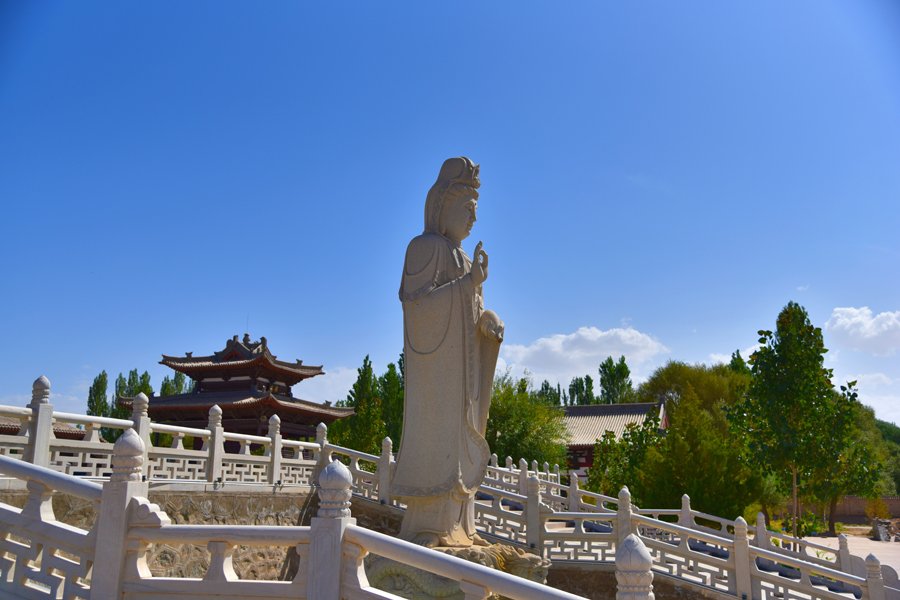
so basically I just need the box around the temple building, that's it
[124,334,353,445]
[563,401,667,479]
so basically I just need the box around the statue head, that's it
[424,157,480,235]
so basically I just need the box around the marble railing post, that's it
[378,436,392,504]
[314,422,330,485]
[755,513,768,550]
[866,554,886,600]
[838,534,851,573]
[490,454,498,468]
[131,392,151,491]
[616,534,654,600]
[568,471,580,511]
[90,429,145,599]
[505,456,513,471]
[268,414,282,485]
[526,475,543,549]
[733,517,751,600]
[553,464,560,480]
[24,376,53,468]
[518,459,529,495]
[308,458,355,600]
[618,487,634,545]
[205,405,224,483]
[679,494,692,528]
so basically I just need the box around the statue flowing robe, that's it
[390,232,502,546]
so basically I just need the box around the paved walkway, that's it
[812,535,900,570]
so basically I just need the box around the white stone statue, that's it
[390,157,505,548]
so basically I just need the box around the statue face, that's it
[441,196,477,242]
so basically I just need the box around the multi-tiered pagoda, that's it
[137,334,352,443]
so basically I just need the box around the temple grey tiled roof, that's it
[562,402,663,447]
[122,390,354,418]
[160,334,324,380]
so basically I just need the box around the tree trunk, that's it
[828,494,839,536]
[792,466,798,544]
[761,503,771,528]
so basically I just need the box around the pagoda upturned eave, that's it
[160,352,324,385]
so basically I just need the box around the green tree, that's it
[485,369,569,467]
[105,369,153,441]
[873,418,900,494]
[329,356,386,455]
[86,371,109,422]
[568,375,597,405]
[598,355,634,404]
[727,350,751,376]
[728,301,858,539]
[535,380,562,405]
[585,411,661,503]
[809,399,887,534]
[378,359,404,447]
[635,360,750,409]
[160,372,192,396]
[639,383,761,520]
[587,361,761,518]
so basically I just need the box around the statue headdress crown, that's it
[424,157,481,234]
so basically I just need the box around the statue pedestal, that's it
[365,543,551,600]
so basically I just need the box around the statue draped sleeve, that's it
[390,234,501,499]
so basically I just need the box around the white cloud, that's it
[825,307,900,357]
[500,326,668,387]
[797,284,809,291]
[709,344,760,366]
[849,373,894,388]
[0,394,30,407]
[294,366,358,404]
[859,394,900,426]
[49,392,84,414]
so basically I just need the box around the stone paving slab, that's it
[812,535,900,570]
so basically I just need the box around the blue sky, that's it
[2,2,898,424]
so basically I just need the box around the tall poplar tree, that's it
[598,355,634,403]
[86,371,109,421]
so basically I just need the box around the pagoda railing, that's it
[1,376,898,600]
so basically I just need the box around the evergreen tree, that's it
[379,359,404,447]
[86,371,109,421]
[160,372,192,396]
[727,350,751,376]
[329,356,386,456]
[598,355,634,403]
[107,369,153,441]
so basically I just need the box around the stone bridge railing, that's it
[1,376,897,600]
[0,428,609,600]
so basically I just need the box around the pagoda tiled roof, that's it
[562,402,665,448]
[160,334,324,384]
[0,416,88,440]
[120,390,354,419]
